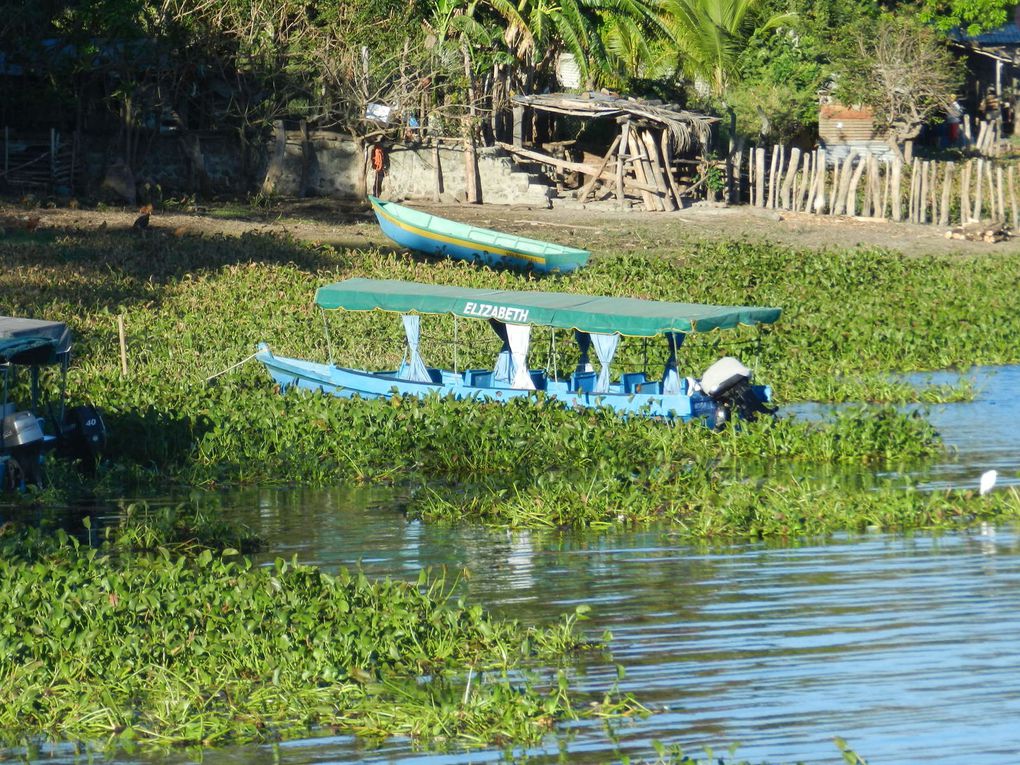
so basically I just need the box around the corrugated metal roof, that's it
[953,21,1020,46]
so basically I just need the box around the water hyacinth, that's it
[0,510,610,750]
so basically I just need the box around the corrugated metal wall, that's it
[818,105,895,162]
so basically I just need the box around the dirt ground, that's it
[5,196,1019,259]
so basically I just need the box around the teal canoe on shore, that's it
[369,196,591,274]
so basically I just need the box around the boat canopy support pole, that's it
[320,308,335,366]
[550,329,558,382]
[453,316,459,374]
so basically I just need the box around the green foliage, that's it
[916,0,1014,35]
[0,513,600,749]
[729,26,826,142]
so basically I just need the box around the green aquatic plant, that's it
[2,219,1017,508]
[0,514,608,750]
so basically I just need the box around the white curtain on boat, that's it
[490,319,512,384]
[506,323,535,389]
[591,332,620,393]
[398,314,431,382]
[661,332,686,394]
[573,330,594,375]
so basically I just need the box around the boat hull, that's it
[256,344,773,423]
[369,197,590,274]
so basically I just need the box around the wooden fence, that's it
[1,128,76,193]
[734,141,1017,229]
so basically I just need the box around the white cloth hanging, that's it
[591,332,620,393]
[662,332,686,394]
[397,314,431,382]
[506,323,535,389]
[490,319,511,383]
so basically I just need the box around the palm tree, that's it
[661,0,793,99]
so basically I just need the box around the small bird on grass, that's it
[133,203,154,230]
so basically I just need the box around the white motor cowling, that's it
[699,357,773,428]
[700,357,752,397]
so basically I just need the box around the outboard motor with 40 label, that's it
[700,357,775,429]
[57,404,107,469]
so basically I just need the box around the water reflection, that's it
[783,364,1020,491]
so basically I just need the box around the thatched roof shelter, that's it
[512,91,717,153]
[503,92,718,211]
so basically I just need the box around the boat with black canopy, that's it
[1,317,107,490]
[256,278,781,424]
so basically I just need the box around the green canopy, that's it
[315,278,781,336]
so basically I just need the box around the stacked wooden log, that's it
[945,222,1011,242]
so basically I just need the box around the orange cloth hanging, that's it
[371,146,385,171]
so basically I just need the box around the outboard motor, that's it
[700,357,775,429]
[2,411,45,487]
[57,405,107,470]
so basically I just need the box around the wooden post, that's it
[3,126,7,180]
[262,120,287,195]
[432,144,443,202]
[832,154,852,215]
[869,156,882,217]
[512,105,525,149]
[755,148,766,207]
[891,158,903,222]
[661,130,685,208]
[766,144,780,208]
[960,160,972,223]
[641,129,676,210]
[627,131,657,211]
[846,155,867,216]
[731,136,745,205]
[988,161,997,220]
[797,153,811,212]
[813,149,828,213]
[974,159,985,221]
[117,315,128,377]
[792,153,803,211]
[780,147,800,209]
[919,161,930,223]
[617,120,630,209]
[747,148,755,204]
[995,165,1006,222]
[861,156,874,216]
[1008,166,1018,230]
[299,120,310,197]
[939,162,954,226]
[881,160,891,220]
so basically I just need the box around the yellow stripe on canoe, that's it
[374,203,548,266]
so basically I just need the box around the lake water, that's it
[4,366,1019,765]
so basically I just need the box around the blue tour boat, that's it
[257,279,781,425]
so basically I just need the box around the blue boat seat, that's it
[530,369,547,390]
[465,369,493,388]
[635,380,661,395]
[427,368,443,384]
[622,372,647,393]
[571,371,597,393]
